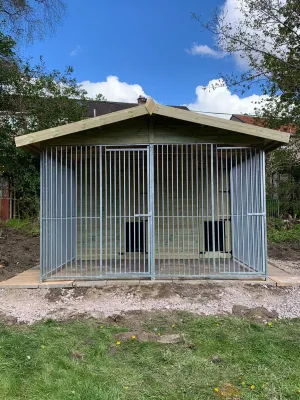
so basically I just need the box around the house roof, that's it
[15,98,290,152]
[231,114,296,134]
[85,100,189,117]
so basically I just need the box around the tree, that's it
[193,0,300,215]
[0,31,88,216]
[0,0,66,42]
[94,93,107,101]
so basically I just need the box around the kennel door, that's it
[103,147,151,277]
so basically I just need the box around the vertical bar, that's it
[70,146,73,276]
[65,147,68,275]
[191,144,195,275]
[176,145,179,274]
[156,146,160,274]
[172,145,175,276]
[90,146,92,276]
[99,146,103,276]
[119,151,122,274]
[75,147,78,276]
[55,148,58,277]
[138,151,140,271]
[114,151,117,274]
[211,144,216,273]
[40,152,43,281]
[225,149,230,272]
[196,144,200,275]
[255,150,260,272]
[181,145,184,275]
[186,145,190,276]
[240,149,245,272]
[201,145,205,273]
[60,147,63,277]
[261,151,267,276]
[230,149,235,274]
[216,146,220,274]
[50,147,53,277]
[221,149,226,273]
[105,147,108,275]
[128,151,131,273]
[162,146,165,273]
[85,146,88,275]
[95,146,97,275]
[167,145,170,274]
[245,149,250,268]
[46,148,48,277]
[80,147,83,276]
[133,151,136,272]
[142,150,145,273]
[123,149,126,274]
[149,145,155,278]
[110,150,112,274]
[206,144,210,274]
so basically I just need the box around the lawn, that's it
[0,314,300,400]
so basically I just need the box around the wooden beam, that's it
[145,97,156,115]
[153,104,290,144]
[15,105,148,148]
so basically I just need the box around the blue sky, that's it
[21,0,265,117]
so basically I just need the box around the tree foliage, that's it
[0,31,88,216]
[194,0,300,215]
[0,0,66,42]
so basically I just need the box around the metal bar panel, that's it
[211,144,216,273]
[75,147,78,276]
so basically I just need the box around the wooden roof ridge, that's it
[15,97,290,150]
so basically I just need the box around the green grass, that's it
[0,315,300,399]
[3,218,39,236]
[267,218,300,243]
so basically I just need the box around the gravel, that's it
[0,283,300,324]
[269,257,300,276]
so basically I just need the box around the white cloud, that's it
[79,76,147,103]
[70,45,82,57]
[184,79,268,119]
[188,0,288,69]
[186,43,226,59]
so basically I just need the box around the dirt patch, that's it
[268,242,300,262]
[0,226,39,281]
[232,305,278,321]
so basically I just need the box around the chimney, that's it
[137,95,147,105]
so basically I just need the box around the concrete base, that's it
[0,262,297,289]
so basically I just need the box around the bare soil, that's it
[0,226,39,281]
[268,242,300,261]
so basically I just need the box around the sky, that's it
[21,0,267,119]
